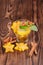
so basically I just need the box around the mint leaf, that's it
[20,25,28,29]
[29,25,38,31]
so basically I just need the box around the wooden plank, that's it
[39,48,43,65]
[37,0,43,65]
[6,52,18,65]
[0,54,7,65]
[38,0,43,48]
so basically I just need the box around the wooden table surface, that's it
[0,0,43,65]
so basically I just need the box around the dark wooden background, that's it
[0,0,43,65]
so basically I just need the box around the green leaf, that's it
[20,25,28,29]
[29,25,38,31]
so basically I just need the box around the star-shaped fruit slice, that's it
[3,42,14,53]
[15,43,29,51]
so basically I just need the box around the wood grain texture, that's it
[37,0,43,65]
[0,0,43,65]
